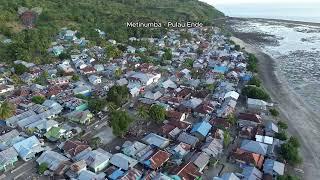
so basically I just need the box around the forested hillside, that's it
[0,0,224,64]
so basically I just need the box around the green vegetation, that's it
[247,53,258,72]
[162,48,173,61]
[32,96,46,104]
[234,44,241,51]
[223,130,232,147]
[88,98,107,112]
[248,75,261,87]
[110,110,133,137]
[71,74,80,82]
[278,121,288,129]
[13,64,28,75]
[149,104,166,123]
[242,86,270,101]
[278,175,300,180]
[106,85,130,107]
[91,137,101,148]
[137,106,149,119]
[0,101,15,120]
[34,71,49,85]
[275,130,288,141]
[38,163,48,175]
[0,0,223,64]
[226,113,237,125]
[280,136,302,165]
[269,108,280,117]
[183,58,194,68]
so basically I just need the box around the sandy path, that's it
[231,37,320,180]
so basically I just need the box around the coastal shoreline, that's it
[228,17,320,27]
[231,36,320,180]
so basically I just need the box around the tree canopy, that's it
[149,104,166,123]
[32,96,46,104]
[242,86,270,101]
[106,85,130,107]
[0,101,15,120]
[110,110,133,137]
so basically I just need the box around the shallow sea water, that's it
[230,20,320,113]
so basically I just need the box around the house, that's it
[170,162,202,180]
[88,75,102,85]
[201,138,223,158]
[240,140,268,156]
[73,84,92,96]
[77,148,112,172]
[214,173,240,180]
[190,152,210,172]
[169,142,192,161]
[238,113,262,127]
[27,119,59,135]
[66,160,87,178]
[0,130,24,150]
[242,166,263,180]
[119,168,143,180]
[109,153,138,170]
[144,91,163,100]
[166,111,187,121]
[36,150,70,173]
[128,72,161,86]
[255,135,274,145]
[247,98,268,113]
[162,79,177,89]
[0,147,18,171]
[232,148,264,169]
[48,77,69,85]
[210,118,231,130]
[52,45,65,56]
[45,127,64,141]
[13,136,44,161]
[143,150,171,170]
[264,121,279,137]
[66,110,93,124]
[263,159,285,176]
[177,132,199,148]
[0,84,14,94]
[122,141,147,158]
[224,91,240,101]
[191,121,212,140]
[78,169,106,180]
[142,133,170,149]
[59,140,91,158]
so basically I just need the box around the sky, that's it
[199,0,320,23]
[200,0,320,5]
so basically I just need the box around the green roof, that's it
[45,127,61,139]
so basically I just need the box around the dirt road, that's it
[231,37,320,180]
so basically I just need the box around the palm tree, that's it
[137,106,149,119]
[0,101,15,120]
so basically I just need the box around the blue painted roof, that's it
[191,121,212,137]
[213,66,228,73]
[242,74,252,81]
[108,168,125,180]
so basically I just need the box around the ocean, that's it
[229,19,320,113]
[216,3,320,23]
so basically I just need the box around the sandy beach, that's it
[231,36,320,180]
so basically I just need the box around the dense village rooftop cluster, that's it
[0,26,294,180]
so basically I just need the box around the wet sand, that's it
[231,36,320,180]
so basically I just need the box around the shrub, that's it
[248,75,261,87]
[270,108,280,117]
[242,86,270,100]
[275,131,288,141]
[278,121,288,129]
[38,163,48,175]
[32,96,46,104]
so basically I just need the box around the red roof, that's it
[145,150,171,170]
[210,118,231,129]
[232,148,264,169]
[166,111,184,121]
[238,113,262,123]
[62,140,90,157]
[171,162,202,180]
